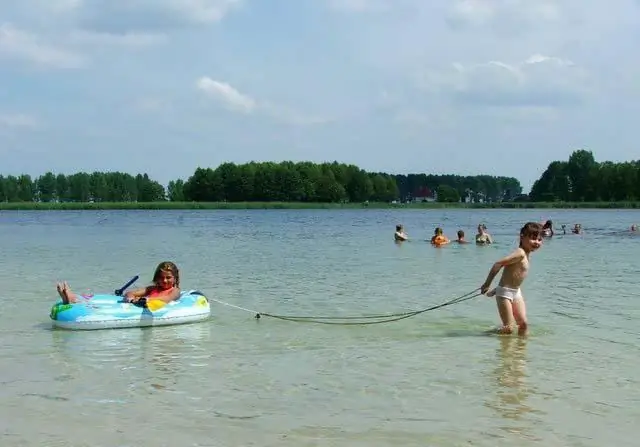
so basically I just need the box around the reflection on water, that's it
[48,323,214,396]
[485,336,543,441]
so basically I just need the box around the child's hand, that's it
[480,284,490,294]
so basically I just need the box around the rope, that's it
[207,288,482,325]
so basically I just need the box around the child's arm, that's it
[480,249,525,293]
[124,286,150,302]
[152,287,181,304]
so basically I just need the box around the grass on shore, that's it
[0,200,639,210]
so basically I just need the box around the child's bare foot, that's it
[56,282,68,304]
[56,282,78,304]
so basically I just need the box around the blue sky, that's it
[1,0,639,192]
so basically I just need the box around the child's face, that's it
[156,270,176,289]
[521,232,542,252]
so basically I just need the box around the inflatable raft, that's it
[49,290,210,330]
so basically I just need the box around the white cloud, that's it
[0,113,39,129]
[195,77,330,125]
[63,0,242,32]
[0,23,84,68]
[67,30,166,47]
[169,0,242,23]
[196,77,257,113]
[327,0,390,12]
[447,0,562,31]
[419,54,589,108]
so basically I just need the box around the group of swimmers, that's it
[394,223,493,246]
[53,219,638,338]
[394,221,544,335]
[393,218,638,336]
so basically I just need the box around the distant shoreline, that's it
[0,201,639,211]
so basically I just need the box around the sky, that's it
[1,0,639,192]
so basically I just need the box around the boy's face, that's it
[521,232,543,251]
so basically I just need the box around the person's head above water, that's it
[519,222,543,252]
[631,224,637,232]
[153,261,180,289]
[396,224,403,232]
[457,229,465,239]
[543,220,553,229]
[434,227,443,235]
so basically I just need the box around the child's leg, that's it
[56,282,79,304]
[495,297,515,334]
[512,297,528,336]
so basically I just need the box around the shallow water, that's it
[1,208,639,446]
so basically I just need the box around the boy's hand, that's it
[480,284,490,294]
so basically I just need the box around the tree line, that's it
[0,161,522,204]
[529,150,640,202]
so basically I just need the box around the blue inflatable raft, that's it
[49,290,211,330]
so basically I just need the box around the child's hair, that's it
[434,227,443,235]
[457,229,464,238]
[396,224,402,232]
[520,222,543,239]
[543,220,553,228]
[153,261,180,287]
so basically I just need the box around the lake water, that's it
[1,208,639,446]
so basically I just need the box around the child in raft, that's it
[431,227,450,246]
[480,222,543,336]
[394,224,409,241]
[56,261,181,305]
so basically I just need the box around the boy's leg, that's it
[495,297,515,334]
[512,297,528,336]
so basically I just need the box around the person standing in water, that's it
[541,220,554,237]
[394,224,409,241]
[456,229,469,244]
[476,224,493,244]
[480,222,543,336]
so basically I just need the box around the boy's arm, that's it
[480,249,525,293]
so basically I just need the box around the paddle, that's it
[114,275,139,296]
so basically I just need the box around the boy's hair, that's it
[153,261,180,286]
[434,227,443,235]
[520,222,543,238]
[457,230,464,237]
[396,224,402,231]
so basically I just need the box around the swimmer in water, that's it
[476,224,493,245]
[480,222,543,336]
[631,224,637,232]
[541,220,554,237]
[394,224,409,242]
[571,223,582,234]
[431,227,450,246]
[456,229,469,243]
